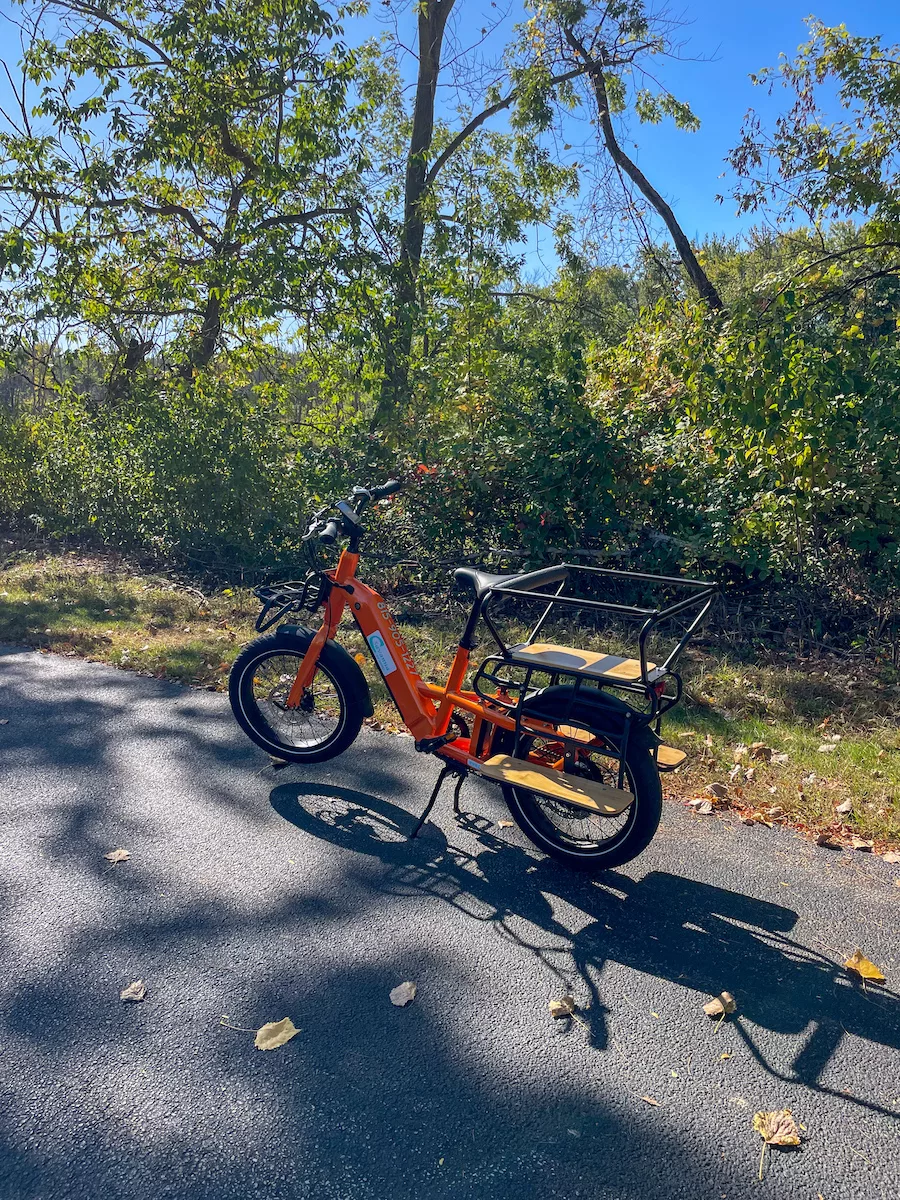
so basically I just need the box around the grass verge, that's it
[1,551,899,851]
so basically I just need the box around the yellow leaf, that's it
[120,980,146,1002]
[752,1109,800,1146]
[389,981,417,1007]
[254,1017,300,1050]
[548,995,576,1019]
[104,848,130,864]
[844,949,886,983]
[354,653,366,665]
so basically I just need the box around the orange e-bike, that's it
[229,480,717,871]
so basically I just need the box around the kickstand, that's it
[410,764,460,839]
[451,772,465,818]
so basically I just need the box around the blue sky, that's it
[619,0,899,242]
[0,0,896,249]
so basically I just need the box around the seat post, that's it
[459,595,484,650]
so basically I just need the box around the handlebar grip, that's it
[318,518,342,544]
[370,479,403,501]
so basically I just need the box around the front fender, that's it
[277,624,374,717]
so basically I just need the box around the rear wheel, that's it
[229,629,368,763]
[501,691,662,872]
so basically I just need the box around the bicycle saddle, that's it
[453,564,568,598]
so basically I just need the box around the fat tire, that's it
[229,628,367,763]
[501,689,663,872]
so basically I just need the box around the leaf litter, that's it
[844,949,886,984]
[254,1017,300,1050]
[549,995,576,1019]
[219,1015,301,1049]
[753,1109,800,1181]
[389,981,417,1007]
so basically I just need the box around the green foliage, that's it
[731,19,900,234]
[592,283,900,590]
[5,364,317,567]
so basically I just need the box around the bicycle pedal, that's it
[414,731,462,754]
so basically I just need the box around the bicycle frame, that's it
[284,548,517,768]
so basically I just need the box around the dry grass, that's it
[1,551,898,848]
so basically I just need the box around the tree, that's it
[0,0,362,392]
[728,19,900,298]
[370,0,723,422]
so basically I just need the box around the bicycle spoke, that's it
[251,654,343,750]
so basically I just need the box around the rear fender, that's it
[518,684,658,749]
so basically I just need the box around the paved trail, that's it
[0,646,898,1200]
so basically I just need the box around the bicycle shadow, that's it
[270,777,900,1122]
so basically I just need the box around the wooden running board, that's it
[480,755,634,816]
[657,744,687,770]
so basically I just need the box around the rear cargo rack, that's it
[468,564,716,765]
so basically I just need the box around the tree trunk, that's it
[376,0,454,424]
[566,31,723,312]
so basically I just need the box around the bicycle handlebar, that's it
[304,478,405,546]
[317,518,343,545]
[369,479,403,501]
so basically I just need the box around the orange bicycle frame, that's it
[284,548,517,764]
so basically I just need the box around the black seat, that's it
[453,568,522,598]
[453,563,569,599]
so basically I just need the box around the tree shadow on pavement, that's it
[271,778,900,1123]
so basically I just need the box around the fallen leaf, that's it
[120,980,146,1002]
[104,848,130,864]
[390,981,417,1007]
[818,743,837,754]
[749,742,772,763]
[835,799,853,815]
[707,782,729,799]
[0,718,8,725]
[694,800,714,815]
[354,653,366,665]
[744,767,756,783]
[650,1011,660,1019]
[703,991,737,1017]
[753,1109,800,1146]
[254,1017,300,1050]
[883,851,900,863]
[768,806,785,819]
[640,1096,659,1106]
[269,757,289,770]
[720,1052,732,1060]
[851,838,873,852]
[771,752,789,765]
[816,832,843,849]
[844,949,886,984]
[548,995,576,1019]
[496,820,514,828]
[728,764,743,782]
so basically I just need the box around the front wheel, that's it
[229,628,369,763]
[501,690,662,872]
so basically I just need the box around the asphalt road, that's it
[1,645,898,1200]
